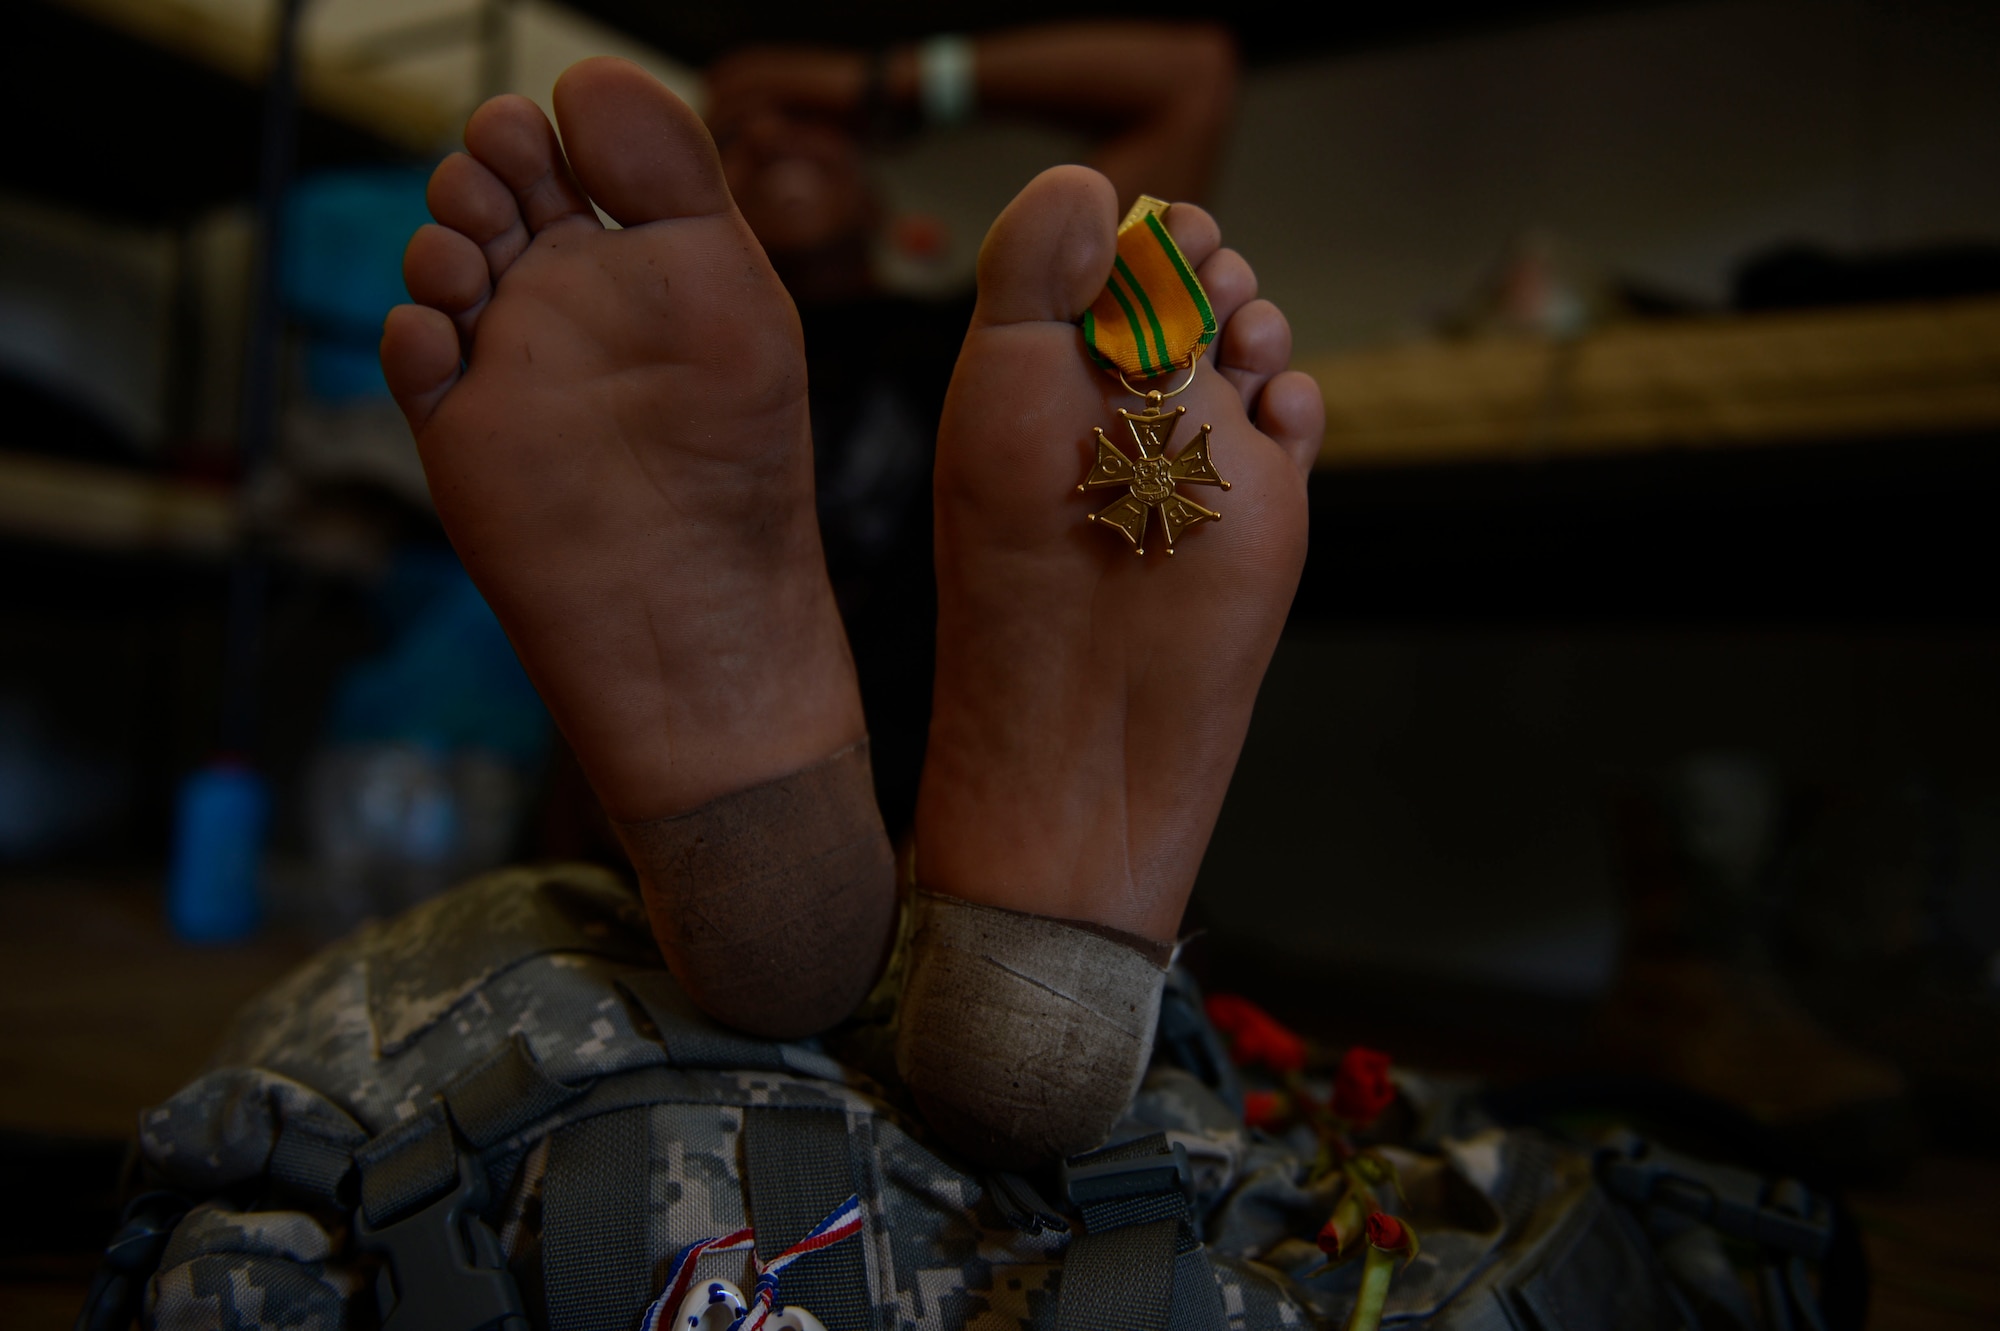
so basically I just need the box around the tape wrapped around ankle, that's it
[612,741,895,1041]
[896,890,1171,1169]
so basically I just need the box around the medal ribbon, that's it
[1080,196,1217,379]
[640,1194,866,1331]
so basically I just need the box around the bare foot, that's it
[917,167,1321,944]
[382,60,887,1033]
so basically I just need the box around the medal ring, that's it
[1116,344,1204,402]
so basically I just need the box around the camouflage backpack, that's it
[84,865,1839,1331]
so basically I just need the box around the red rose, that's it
[1315,1216,1344,1256]
[1331,1046,1395,1126]
[1242,1090,1288,1130]
[1364,1211,1406,1251]
[1205,993,1306,1074]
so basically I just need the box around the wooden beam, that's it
[1304,297,2000,469]
[0,450,237,557]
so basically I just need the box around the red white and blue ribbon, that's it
[642,1226,756,1331]
[640,1194,865,1331]
[739,1194,865,1330]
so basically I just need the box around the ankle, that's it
[616,740,895,1038]
[895,889,1170,1167]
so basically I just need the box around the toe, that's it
[973,165,1118,328]
[380,304,462,433]
[1216,298,1291,410]
[1254,370,1325,477]
[551,57,732,226]
[1164,202,1221,270]
[427,151,532,279]
[1197,248,1258,335]
[403,223,492,347]
[463,93,599,235]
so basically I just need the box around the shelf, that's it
[0,451,236,558]
[1302,297,2000,470]
[53,0,459,154]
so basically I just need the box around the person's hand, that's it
[705,46,870,139]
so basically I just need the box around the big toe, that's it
[551,57,732,227]
[973,165,1119,328]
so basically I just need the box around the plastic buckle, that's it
[1595,1130,1833,1260]
[353,1146,529,1331]
[1060,1139,1195,1214]
[986,1171,1072,1236]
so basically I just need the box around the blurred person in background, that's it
[705,23,1237,300]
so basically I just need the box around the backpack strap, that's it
[353,1036,587,1225]
[616,968,797,1072]
[350,1036,588,1331]
[533,1083,881,1331]
[542,1108,655,1331]
[447,1034,590,1148]
[744,1106,876,1331]
[356,1104,461,1229]
[352,1109,528,1331]
[1055,1134,1226,1331]
[269,1112,366,1207]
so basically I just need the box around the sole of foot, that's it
[918,166,1319,944]
[381,58,891,1038]
[901,167,1322,1164]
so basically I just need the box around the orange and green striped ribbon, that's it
[1080,196,1217,379]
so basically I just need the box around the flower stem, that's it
[1342,1242,1395,1331]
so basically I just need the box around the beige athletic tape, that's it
[896,889,1170,1169]
[613,741,895,1041]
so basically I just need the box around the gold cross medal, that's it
[1077,196,1226,555]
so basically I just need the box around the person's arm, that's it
[930,23,1238,208]
[703,22,1239,209]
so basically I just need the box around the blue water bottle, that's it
[165,759,270,943]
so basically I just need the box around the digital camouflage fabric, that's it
[131,865,1692,1331]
